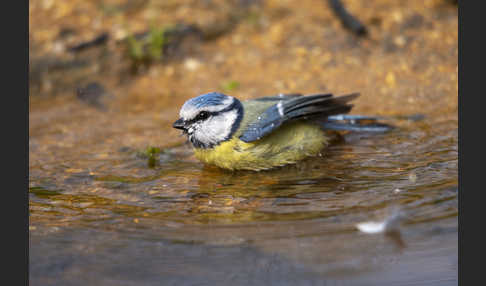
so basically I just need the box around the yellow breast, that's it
[193,122,328,171]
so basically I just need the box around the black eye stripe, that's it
[185,101,240,125]
[186,111,213,125]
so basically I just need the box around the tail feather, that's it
[323,122,393,132]
[327,114,385,121]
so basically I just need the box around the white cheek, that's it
[193,110,238,146]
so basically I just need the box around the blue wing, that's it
[239,93,359,142]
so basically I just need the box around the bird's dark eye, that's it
[196,111,210,121]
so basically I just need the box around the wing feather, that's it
[239,93,359,142]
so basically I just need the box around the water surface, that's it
[29,0,457,284]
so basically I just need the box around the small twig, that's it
[328,0,368,36]
[68,33,109,53]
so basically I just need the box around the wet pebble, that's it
[76,82,110,110]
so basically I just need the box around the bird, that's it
[173,92,392,171]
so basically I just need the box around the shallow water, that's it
[29,0,457,284]
[29,109,458,285]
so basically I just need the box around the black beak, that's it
[172,118,186,130]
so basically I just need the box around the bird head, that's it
[173,92,244,148]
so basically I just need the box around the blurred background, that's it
[29,0,458,285]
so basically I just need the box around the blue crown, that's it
[185,92,230,108]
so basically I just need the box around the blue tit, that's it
[173,92,391,171]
